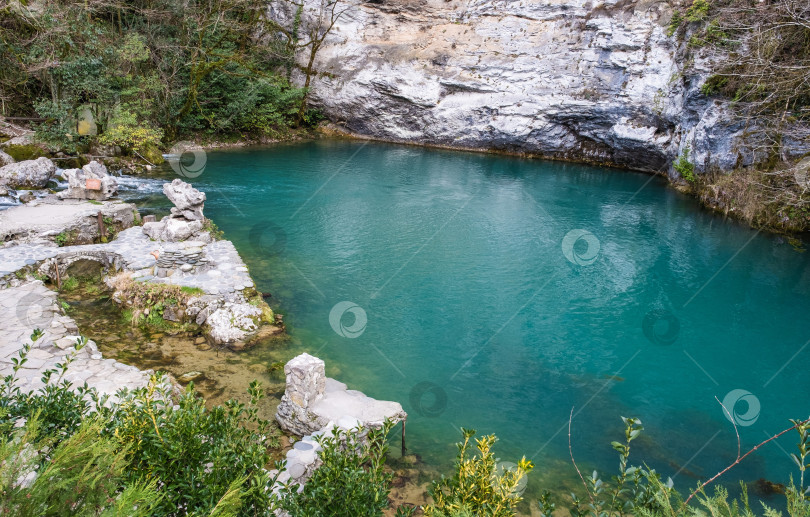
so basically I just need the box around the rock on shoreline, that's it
[0,157,56,189]
[0,176,283,401]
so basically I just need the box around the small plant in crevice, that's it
[53,230,77,248]
[674,148,697,183]
[58,276,79,292]
[202,219,225,240]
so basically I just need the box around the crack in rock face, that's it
[277,0,806,174]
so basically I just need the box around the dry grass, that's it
[694,164,810,233]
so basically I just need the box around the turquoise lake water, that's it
[134,139,809,505]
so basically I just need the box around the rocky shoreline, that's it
[0,155,284,396]
[0,154,411,505]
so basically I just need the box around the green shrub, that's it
[279,421,397,517]
[0,418,161,517]
[0,330,282,517]
[702,75,729,96]
[667,11,684,37]
[110,379,280,516]
[423,428,533,517]
[33,99,84,154]
[99,109,164,156]
[674,148,697,183]
[686,0,710,23]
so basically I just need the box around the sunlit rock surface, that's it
[280,0,796,174]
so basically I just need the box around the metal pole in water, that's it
[401,418,407,457]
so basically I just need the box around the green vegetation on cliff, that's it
[669,0,810,232]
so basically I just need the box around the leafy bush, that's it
[99,109,164,155]
[686,0,710,23]
[110,379,279,516]
[423,428,533,517]
[279,421,396,517]
[0,331,282,516]
[33,100,84,153]
[0,418,161,517]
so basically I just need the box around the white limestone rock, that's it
[164,178,206,220]
[0,157,56,189]
[0,150,14,166]
[205,302,261,344]
[275,353,407,436]
[59,160,118,201]
[272,0,805,175]
[142,217,204,242]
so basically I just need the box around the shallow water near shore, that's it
[112,139,809,511]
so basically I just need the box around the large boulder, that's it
[0,157,56,189]
[59,161,118,201]
[164,178,205,220]
[142,179,207,242]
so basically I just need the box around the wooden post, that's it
[54,260,61,290]
[401,418,407,457]
[97,212,106,239]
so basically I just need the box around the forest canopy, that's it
[0,0,310,158]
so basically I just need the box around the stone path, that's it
[0,197,135,244]
[0,226,254,296]
[0,281,150,398]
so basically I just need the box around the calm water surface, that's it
[132,139,810,505]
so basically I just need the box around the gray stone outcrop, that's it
[0,150,14,166]
[0,157,56,189]
[276,353,407,436]
[59,161,118,201]
[142,179,207,242]
[277,0,809,175]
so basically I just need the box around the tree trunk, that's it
[295,43,319,126]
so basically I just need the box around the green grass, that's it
[59,277,79,292]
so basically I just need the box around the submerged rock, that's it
[205,302,262,344]
[0,157,56,189]
[177,371,204,383]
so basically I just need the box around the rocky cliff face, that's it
[287,0,752,175]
